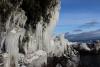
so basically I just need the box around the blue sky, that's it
[54,0,100,35]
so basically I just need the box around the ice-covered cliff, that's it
[0,0,80,67]
[0,0,61,67]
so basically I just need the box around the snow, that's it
[11,28,17,33]
[80,43,90,51]
[24,50,47,64]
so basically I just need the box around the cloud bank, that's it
[79,21,99,28]
[65,29,100,42]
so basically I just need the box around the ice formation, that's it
[3,9,26,67]
[0,0,79,67]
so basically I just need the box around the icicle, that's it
[36,19,43,50]
[27,34,37,54]
[5,28,20,67]
[4,9,27,67]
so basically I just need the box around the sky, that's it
[54,0,100,36]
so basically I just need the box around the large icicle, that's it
[4,9,27,67]
[36,18,43,50]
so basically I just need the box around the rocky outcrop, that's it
[72,41,100,67]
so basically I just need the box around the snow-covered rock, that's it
[24,50,47,67]
[80,43,90,51]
